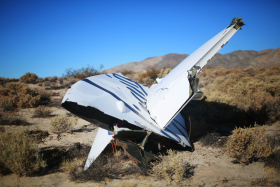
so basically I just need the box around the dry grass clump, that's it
[20,72,38,83]
[226,124,272,164]
[33,105,52,118]
[0,82,41,111]
[50,114,78,133]
[149,149,194,184]
[0,129,46,176]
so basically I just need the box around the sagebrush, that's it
[226,124,272,164]
[199,67,280,123]
[0,110,29,125]
[20,72,38,83]
[71,155,123,182]
[33,105,52,117]
[50,114,78,133]
[0,129,46,176]
[63,65,104,80]
[0,82,41,111]
[149,149,194,184]
[138,67,160,86]
[60,158,79,174]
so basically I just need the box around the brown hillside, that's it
[106,53,188,73]
[105,48,280,73]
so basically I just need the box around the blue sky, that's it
[1,0,280,78]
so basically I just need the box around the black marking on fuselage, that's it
[162,128,180,141]
[169,121,188,139]
[113,73,147,96]
[173,118,188,132]
[81,78,161,132]
[133,104,140,111]
[119,80,139,90]
[126,86,145,97]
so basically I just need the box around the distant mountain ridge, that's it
[105,48,280,73]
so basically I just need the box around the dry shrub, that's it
[201,67,280,123]
[0,82,41,111]
[149,150,194,184]
[50,114,78,133]
[28,129,49,143]
[264,150,280,173]
[0,110,29,126]
[48,76,57,82]
[33,106,52,118]
[20,72,38,83]
[35,88,51,105]
[60,158,79,174]
[250,177,280,186]
[0,129,46,176]
[226,124,272,164]
[0,77,19,86]
[121,69,134,76]
[71,155,123,182]
[140,77,154,87]
[199,132,223,147]
[138,67,160,83]
[159,68,172,77]
[43,81,51,87]
[63,65,103,80]
[61,77,77,88]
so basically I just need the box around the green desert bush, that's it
[20,72,38,83]
[226,124,272,164]
[0,129,46,176]
[50,114,78,133]
[0,82,41,111]
[149,149,194,184]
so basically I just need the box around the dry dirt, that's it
[1,85,280,187]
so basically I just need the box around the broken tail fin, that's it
[146,18,244,129]
[84,127,113,170]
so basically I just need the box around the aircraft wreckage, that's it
[61,18,245,170]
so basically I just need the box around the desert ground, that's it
[1,68,280,186]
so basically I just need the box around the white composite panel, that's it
[62,73,162,134]
[62,73,193,147]
[147,24,242,128]
[84,127,113,170]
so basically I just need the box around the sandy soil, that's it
[0,85,279,187]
